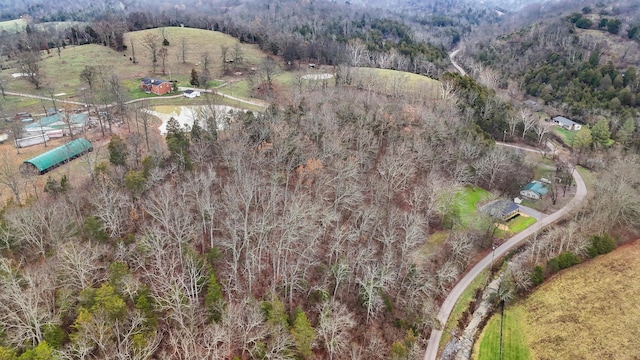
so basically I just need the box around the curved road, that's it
[423,143,588,360]
[448,48,467,76]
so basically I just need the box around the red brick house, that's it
[141,78,172,95]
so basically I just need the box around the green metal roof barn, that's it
[22,138,93,175]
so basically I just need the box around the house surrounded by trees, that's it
[553,116,583,131]
[520,180,549,200]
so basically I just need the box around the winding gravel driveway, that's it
[423,142,588,360]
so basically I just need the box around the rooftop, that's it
[142,78,170,86]
[553,116,581,127]
[480,199,519,219]
[23,138,93,172]
[522,181,549,196]
[24,113,88,131]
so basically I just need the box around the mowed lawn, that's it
[495,215,537,238]
[455,186,493,229]
[551,126,576,147]
[476,240,640,360]
[475,305,531,360]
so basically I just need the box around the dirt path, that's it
[423,142,588,360]
[178,86,268,109]
[5,86,267,110]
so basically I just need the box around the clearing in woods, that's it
[474,239,640,360]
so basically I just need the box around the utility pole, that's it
[499,299,505,360]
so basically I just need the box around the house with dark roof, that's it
[520,180,549,200]
[553,116,583,131]
[141,78,173,95]
[183,89,201,98]
[480,199,520,221]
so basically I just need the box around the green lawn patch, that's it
[218,80,252,99]
[440,270,488,349]
[552,126,576,147]
[576,166,593,192]
[475,305,531,360]
[454,186,493,229]
[495,216,536,238]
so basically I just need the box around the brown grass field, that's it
[515,240,640,359]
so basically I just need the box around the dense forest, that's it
[2,0,640,359]
[461,1,640,120]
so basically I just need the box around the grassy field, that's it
[455,186,493,229]
[218,65,441,100]
[551,126,576,147]
[0,18,26,33]
[440,270,488,348]
[351,67,440,97]
[520,240,640,359]
[474,240,640,360]
[474,305,531,360]
[0,27,267,103]
[495,216,537,238]
[124,27,265,79]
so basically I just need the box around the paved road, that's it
[448,49,467,76]
[423,142,588,360]
[518,205,547,221]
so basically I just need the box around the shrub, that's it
[587,234,617,258]
[531,265,544,286]
[83,216,109,242]
[546,258,560,274]
[43,324,67,349]
[557,252,581,269]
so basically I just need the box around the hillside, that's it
[461,1,640,122]
[476,239,640,359]
[0,27,268,100]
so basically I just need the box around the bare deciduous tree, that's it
[142,33,161,73]
[317,300,355,360]
[519,108,536,138]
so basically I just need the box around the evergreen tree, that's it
[591,118,611,148]
[616,118,636,148]
[108,134,128,167]
[573,126,592,151]
[204,271,224,323]
[190,69,200,87]
[291,310,316,359]
[165,117,191,169]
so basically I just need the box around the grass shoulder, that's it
[440,270,488,349]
